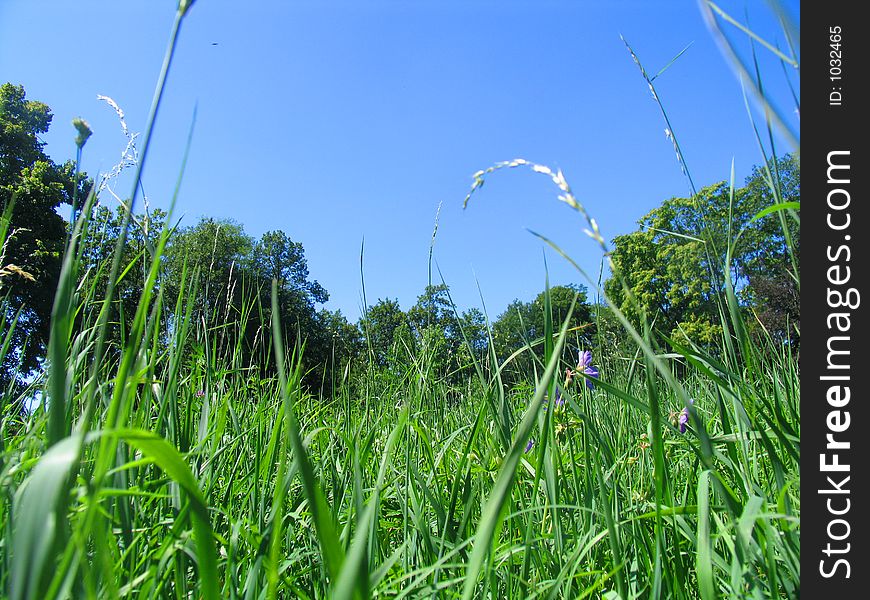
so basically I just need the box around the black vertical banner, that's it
[802,2,868,596]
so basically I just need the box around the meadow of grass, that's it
[0,2,799,598]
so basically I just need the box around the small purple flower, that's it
[525,438,535,453]
[679,399,694,434]
[542,388,565,411]
[195,389,205,398]
[577,350,600,389]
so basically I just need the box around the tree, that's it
[457,307,487,356]
[491,284,593,377]
[749,262,799,344]
[406,284,490,381]
[741,154,800,344]
[306,308,363,393]
[163,217,253,331]
[314,309,362,366]
[606,216,718,343]
[360,298,409,368]
[75,205,166,353]
[544,284,594,342]
[251,230,327,308]
[0,83,88,381]
[605,154,799,345]
[162,220,337,387]
[250,230,332,382]
[407,284,455,340]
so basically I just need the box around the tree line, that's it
[1,83,798,393]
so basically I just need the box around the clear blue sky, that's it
[1,0,799,323]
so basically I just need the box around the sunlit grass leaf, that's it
[749,201,800,223]
[460,306,572,600]
[10,435,81,600]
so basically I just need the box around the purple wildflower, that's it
[525,438,535,453]
[195,389,205,398]
[542,388,565,411]
[679,399,694,434]
[577,350,600,389]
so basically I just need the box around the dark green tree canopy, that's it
[407,284,455,339]
[75,205,166,355]
[491,283,594,377]
[252,230,328,308]
[159,217,340,387]
[605,154,799,345]
[0,84,53,181]
[164,217,253,314]
[361,298,409,368]
[0,83,88,380]
[358,286,487,382]
[406,284,486,349]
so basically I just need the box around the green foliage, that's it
[252,230,327,305]
[163,216,253,324]
[407,284,488,382]
[360,297,409,368]
[491,283,594,377]
[312,307,364,377]
[605,154,799,346]
[0,83,90,381]
[741,154,800,343]
[76,205,167,354]
[158,217,354,388]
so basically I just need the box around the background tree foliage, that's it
[605,154,799,346]
[407,284,487,382]
[0,83,89,382]
[360,298,409,369]
[491,284,594,379]
[160,217,350,389]
[741,155,800,343]
[76,205,166,356]
[0,83,799,395]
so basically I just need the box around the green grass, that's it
[0,1,799,598]
[0,293,800,598]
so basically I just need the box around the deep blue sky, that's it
[1,1,799,323]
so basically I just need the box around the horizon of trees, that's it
[1,83,799,393]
